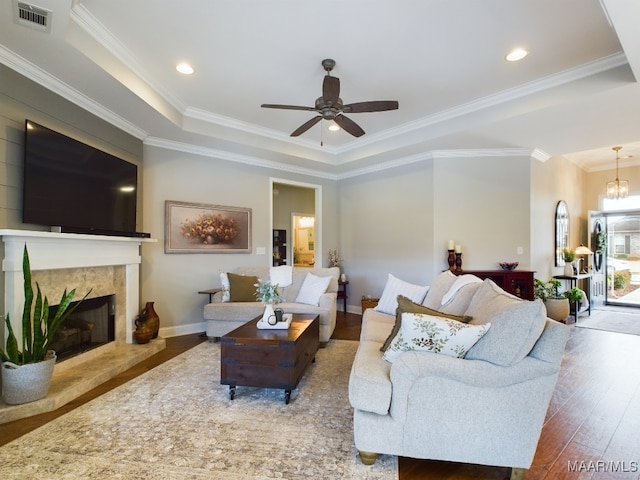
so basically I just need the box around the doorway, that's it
[292,214,316,266]
[270,179,322,268]
[604,212,640,307]
[590,206,640,308]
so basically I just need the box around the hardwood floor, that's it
[2,312,640,479]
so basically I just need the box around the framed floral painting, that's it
[165,200,252,253]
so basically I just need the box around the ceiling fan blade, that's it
[334,114,365,137]
[290,116,322,137]
[261,104,318,112]
[323,75,340,105]
[343,100,399,113]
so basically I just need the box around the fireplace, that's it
[0,230,165,423]
[1,229,154,349]
[49,294,116,362]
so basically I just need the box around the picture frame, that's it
[165,200,252,253]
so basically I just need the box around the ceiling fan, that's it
[261,59,399,138]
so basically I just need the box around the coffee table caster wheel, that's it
[285,390,291,404]
[229,386,236,400]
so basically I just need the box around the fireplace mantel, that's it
[1,229,156,344]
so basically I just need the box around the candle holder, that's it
[447,249,455,271]
[455,252,462,272]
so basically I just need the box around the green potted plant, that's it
[564,287,584,316]
[562,248,576,275]
[0,246,90,405]
[534,278,570,322]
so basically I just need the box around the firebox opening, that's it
[49,294,115,363]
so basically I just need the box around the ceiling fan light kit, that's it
[261,58,398,138]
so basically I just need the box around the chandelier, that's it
[606,146,629,200]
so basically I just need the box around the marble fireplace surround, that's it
[0,230,164,423]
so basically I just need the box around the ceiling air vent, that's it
[14,1,52,34]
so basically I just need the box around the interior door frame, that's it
[270,177,322,267]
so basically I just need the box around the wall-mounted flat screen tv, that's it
[23,120,138,236]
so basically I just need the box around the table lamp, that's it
[574,245,593,273]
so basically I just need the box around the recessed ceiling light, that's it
[176,63,194,75]
[328,123,340,132]
[506,48,528,62]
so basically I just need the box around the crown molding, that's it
[143,136,339,180]
[0,45,148,139]
[145,135,544,181]
[70,4,186,114]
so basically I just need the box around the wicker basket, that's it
[361,297,379,311]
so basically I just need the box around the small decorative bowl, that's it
[499,262,519,271]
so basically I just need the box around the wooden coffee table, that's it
[220,314,319,404]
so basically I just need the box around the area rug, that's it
[0,340,397,479]
[575,309,640,336]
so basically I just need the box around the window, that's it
[614,235,630,255]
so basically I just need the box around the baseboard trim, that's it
[159,321,206,338]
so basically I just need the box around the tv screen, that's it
[23,120,138,236]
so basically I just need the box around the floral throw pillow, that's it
[383,312,491,363]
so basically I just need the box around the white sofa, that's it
[204,266,339,345]
[348,271,570,479]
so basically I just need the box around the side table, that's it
[198,288,221,303]
[337,280,349,312]
[553,274,592,321]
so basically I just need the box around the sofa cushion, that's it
[360,308,396,343]
[227,273,259,302]
[464,279,522,323]
[380,295,473,352]
[422,270,484,316]
[422,270,457,308]
[464,279,547,366]
[269,265,293,287]
[295,272,332,306]
[374,273,429,315]
[438,275,484,315]
[348,340,393,415]
[383,312,490,363]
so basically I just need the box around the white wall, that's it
[338,161,435,304]
[337,154,534,309]
[140,145,339,336]
[434,154,531,271]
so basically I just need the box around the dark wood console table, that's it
[453,270,535,300]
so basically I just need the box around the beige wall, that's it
[140,145,339,336]
[531,155,587,281]
[585,164,640,212]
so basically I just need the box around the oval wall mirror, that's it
[555,200,569,267]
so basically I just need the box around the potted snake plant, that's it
[0,245,90,405]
